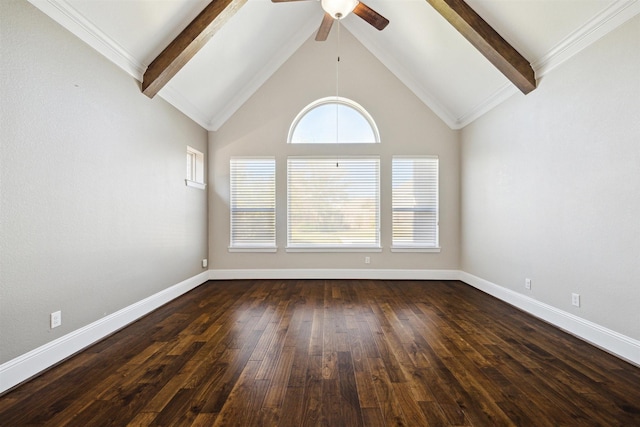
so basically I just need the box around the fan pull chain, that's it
[336,18,340,100]
[335,19,341,144]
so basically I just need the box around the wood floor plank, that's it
[125,411,157,426]
[241,379,271,426]
[361,406,387,427]
[254,299,294,380]
[300,355,323,427]
[354,370,379,409]
[368,356,410,426]
[1,279,638,426]
[337,351,364,427]
[211,359,262,427]
[286,321,313,389]
[262,345,295,408]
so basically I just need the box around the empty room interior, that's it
[1,0,639,425]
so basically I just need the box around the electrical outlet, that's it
[51,311,62,328]
[202,259,208,268]
[572,293,580,307]
[365,256,371,264]
[525,278,532,290]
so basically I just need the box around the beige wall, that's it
[461,15,640,340]
[208,29,460,272]
[0,0,208,363]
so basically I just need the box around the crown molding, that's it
[532,0,640,78]
[453,82,518,128]
[28,0,640,132]
[348,0,640,131]
[460,0,640,127]
[206,15,319,131]
[345,22,461,130]
[159,84,214,131]
[27,0,146,81]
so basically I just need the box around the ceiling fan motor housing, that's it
[321,0,359,19]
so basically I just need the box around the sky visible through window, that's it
[290,102,377,144]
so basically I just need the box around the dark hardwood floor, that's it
[1,279,638,426]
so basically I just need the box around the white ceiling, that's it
[29,0,640,130]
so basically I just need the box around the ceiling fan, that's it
[272,0,389,41]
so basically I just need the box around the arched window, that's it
[288,97,380,144]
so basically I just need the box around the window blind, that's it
[392,156,439,248]
[287,157,380,249]
[230,157,276,248]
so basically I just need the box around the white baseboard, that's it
[459,271,640,367]
[0,271,209,394]
[208,268,460,281]
[3,269,637,395]
[209,269,639,366]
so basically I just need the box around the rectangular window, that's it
[230,157,276,251]
[392,156,439,251]
[287,156,380,251]
[186,146,205,189]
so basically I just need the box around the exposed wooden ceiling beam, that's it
[425,0,536,94]
[142,0,247,98]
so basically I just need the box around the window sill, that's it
[228,246,277,253]
[286,247,383,253]
[185,180,206,190]
[390,246,441,253]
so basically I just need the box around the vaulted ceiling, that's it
[30,0,640,130]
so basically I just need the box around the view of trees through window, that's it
[229,97,438,251]
[287,157,380,248]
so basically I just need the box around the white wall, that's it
[461,15,640,341]
[208,29,460,273]
[3,0,635,381]
[0,0,208,363]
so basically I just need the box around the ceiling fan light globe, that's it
[321,0,358,19]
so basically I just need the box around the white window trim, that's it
[185,180,206,190]
[228,246,278,253]
[287,156,380,252]
[286,247,382,253]
[390,247,441,253]
[229,157,277,252]
[391,155,439,250]
[186,146,206,190]
[287,96,381,144]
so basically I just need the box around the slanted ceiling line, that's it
[142,0,247,99]
[206,14,321,131]
[344,22,461,129]
[425,0,537,95]
[159,84,213,130]
[30,0,638,130]
[532,0,640,77]
[27,0,145,80]
[454,82,516,128]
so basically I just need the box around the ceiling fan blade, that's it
[315,13,334,41]
[353,2,389,31]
